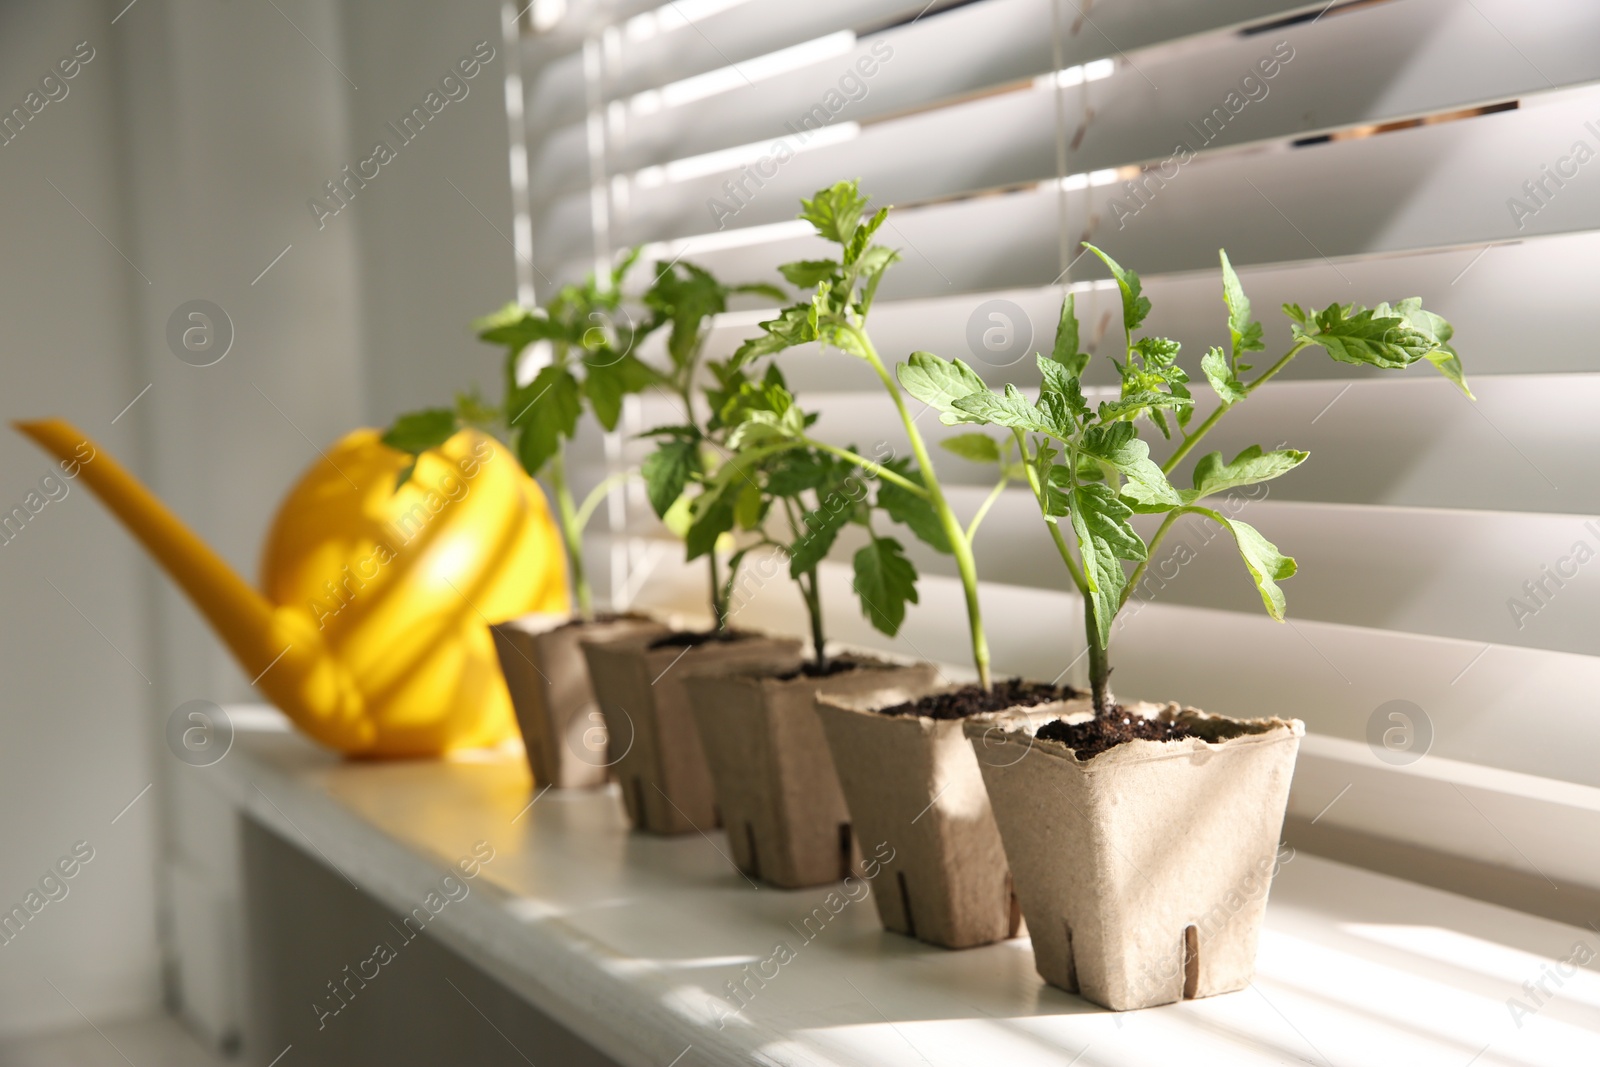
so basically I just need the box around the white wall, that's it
[0,0,163,1035]
[0,0,515,1042]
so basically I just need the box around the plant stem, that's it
[574,469,633,533]
[1013,430,1088,594]
[965,475,1009,542]
[709,550,725,633]
[849,325,991,690]
[1118,510,1182,611]
[1162,340,1310,474]
[799,437,930,499]
[781,497,828,668]
[1085,599,1113,718]
[548,439,592,620]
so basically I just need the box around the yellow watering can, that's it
[16,419,568,758]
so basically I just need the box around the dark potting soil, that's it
[877,679,1079,720]
[553,612,645,633]
[1036,708,1192,761]
[773,659,863,682]
[647,629,748,650]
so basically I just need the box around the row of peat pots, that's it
[491,613,1302,1013]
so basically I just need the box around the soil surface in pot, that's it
[648,629,751,649]
[1036,708,1191,761]
[552,612,646,632]
[773,659,862,682]
[878,679,1078,720]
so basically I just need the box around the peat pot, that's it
[492,613,667,789]
[580,629,799,835]
[966,703,1303,1010]
[815,684,1090,949]
[686,655,940,889]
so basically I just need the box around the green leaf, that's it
[1097,389,1192,426]
[800,181,867,247]
[852,536,919,636]
[732,282,789,302]
[1394,298,1473,399]
[844,207,888,266]
[733,304,816,366]
[641,437,699,519]
[878,461,950,554]
[1049,293,1089,378]
[381,408,457,456]
[685,492,735,561]
[1187,446,1309,502]
[953,384,1062,436]
[1084,244,1151,338]
[474,305,571,353]
[584,353,660,431]
[508,366,581,475]
[788,499,852,577]
[1080,422,1182,511]
[1069,483,1146,648]
[1218,250,1265,361]
[780,260,840,289]
[764,449,832,497]
[896,351,989,425]
[940,433,1001,464]
[1201,346,1247,405]
[1292,303,1434,369]
[1195,510,1296,620]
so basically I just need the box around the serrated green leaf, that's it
[1294,303,1434,369]
[800,181,867,246]
[1219,249,1265,360]
[940,433,1001,464]
[381,408,457,456]
[1080,422,1182,511]
[1393,298,1473,399]
[896,351,989,425]
[1069,483,1146,648]
[780,260,840,289]
[734,478,766,530]
[1194,510,1296,620]
[1049,293,1090,378]
[1201,346,1248,406]
[852,536,918,636]
[1186,445,1308,502]
[733,304,816,367]
[845,207,888,265]
[1084,243,1151,339]
[640,437,699,519]
[953,383,1064,436]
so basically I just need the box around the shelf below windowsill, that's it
[212,706,1600,1067]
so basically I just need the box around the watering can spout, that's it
[14,419,375,752]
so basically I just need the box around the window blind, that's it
[507,0,1600,902]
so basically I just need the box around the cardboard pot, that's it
[965,704,1303,1011]
[491,613,668,790]
[580,630,799,835]
[815,684,1090,949]
[685,656,940,889]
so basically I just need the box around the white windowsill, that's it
[210,707,1600,1067]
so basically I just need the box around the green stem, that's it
[780,497,828,668]
[1013,430,1087,594]
[1085,598,1112,718]
[548,439,592,620]
[574,469,634,534]
[965,475,1009,543]
[709,551,725,634]
[1162,340,1311,474]
[849,325,991,690]
[798,437,929,499]
[1119,510,1182,611]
